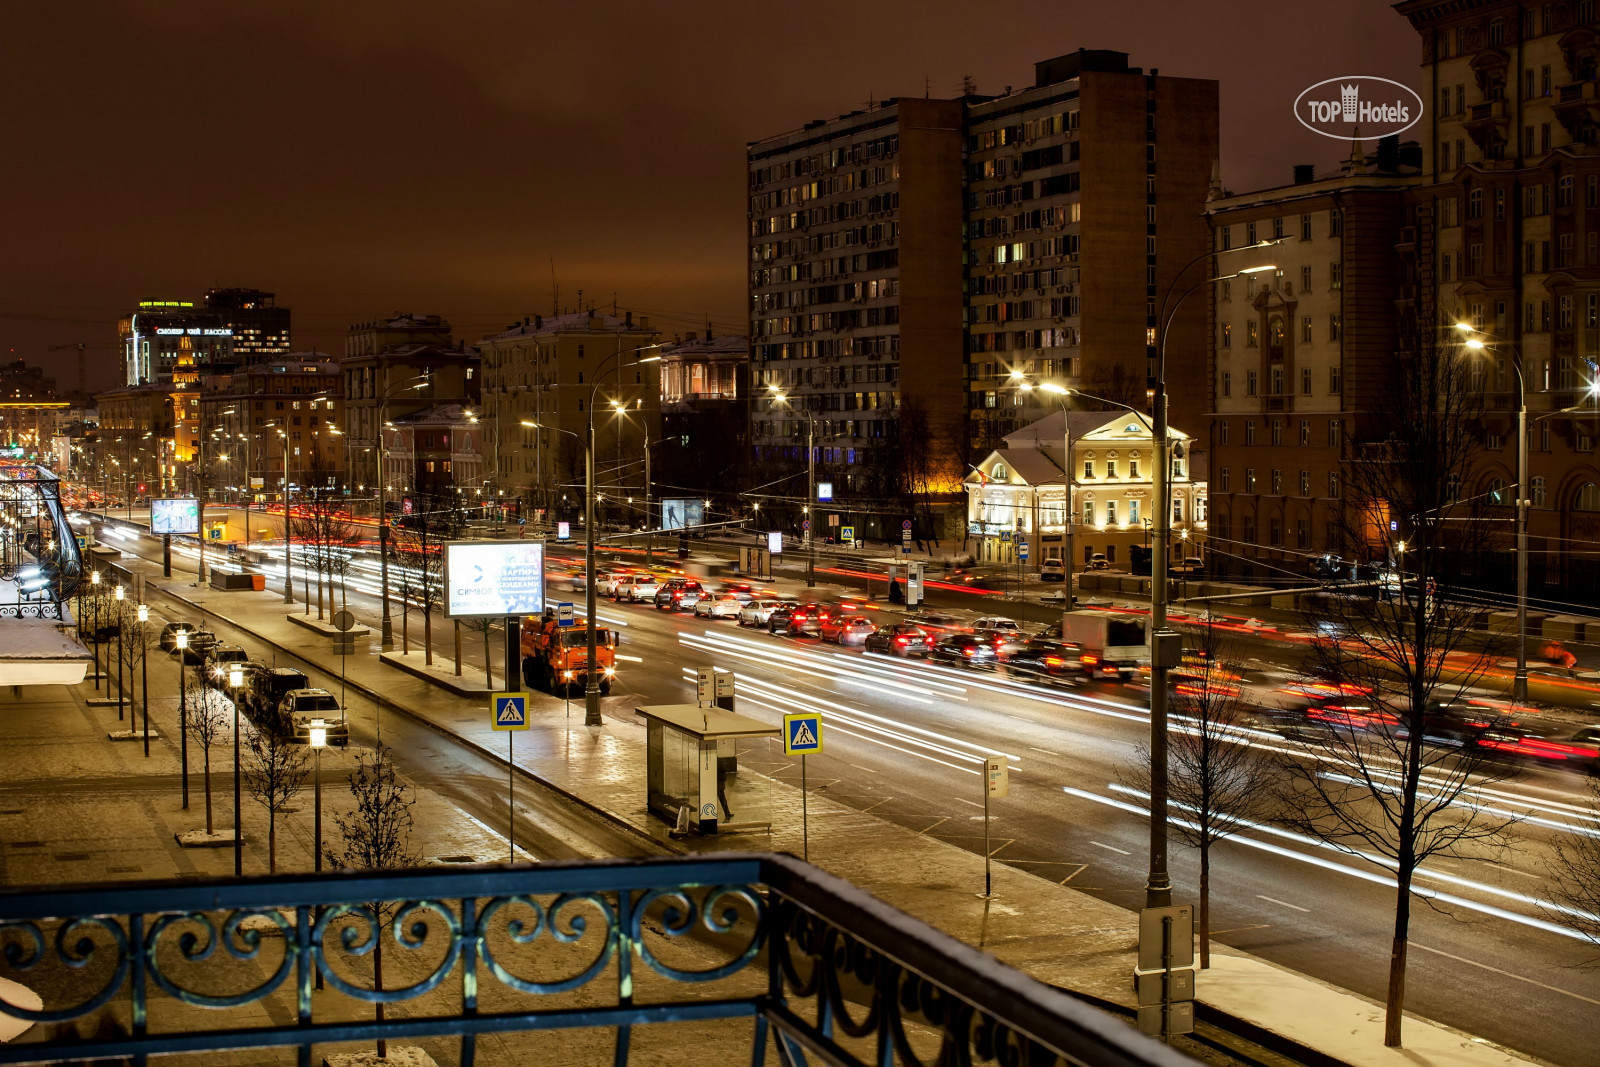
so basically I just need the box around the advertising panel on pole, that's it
[444,539,546,618]
[660,498,705,531]
[150,498,201,535]
[817,482,833,501]
[557,521,570,541]
[767,530,783,554]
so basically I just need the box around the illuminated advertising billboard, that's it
[660,498,704,532]
[150,498,201,535]
[444,539,546,618]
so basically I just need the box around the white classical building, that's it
[963,410,1207,568]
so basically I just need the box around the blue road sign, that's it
[783,712,822,755]
[556,602,575,627]
[1019,542,1029,561]
[492,692,528,731]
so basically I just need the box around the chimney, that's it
[524,316,530,327]
[687,331,699,343]
[705,322,714,342]
[625,310,633,327]
[1293,164,1315,184]
[534,314,543,329]
[1375,134,1400,172]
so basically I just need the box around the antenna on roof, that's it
[961,74,976,96]
[550,256,558,317]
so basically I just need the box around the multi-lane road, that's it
[80,513,1600,1066]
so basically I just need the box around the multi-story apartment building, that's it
[204,357,344,501]
[93,383,177,497]
[966,51,1218,455]
[340,336,479,498]
[477,311,660,519]
[1207,144,1419,576]
[747,97,967,524]
[1396,0,1600,592]
[658,330,750,500]
[384,403,485,505]
[745,51,1217,539]
[204,289,291,365]
[118,299,235,386]
[345,314,454,359]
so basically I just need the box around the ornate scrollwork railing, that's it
[0,854,1189,1067]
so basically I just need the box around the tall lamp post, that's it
[137,603,150,758]
[114,584,125,722]
[1144,247,1279,908]
[175,629,190,810]
[89,569,101,690]
[1012,376,1078,603]
[767,387,817,587]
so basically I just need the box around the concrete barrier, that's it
[1542,615,1586,643]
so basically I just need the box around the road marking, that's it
[1256,895,1310,913]
[839,761,879,774]
[1477,859,1541,880]
[1027,746,1060,756]
[1210,924,1271,936]
[954,797,984,809]
[1410,943,1600,1006]
[615,654,643,663]
[1089,840,1130,856]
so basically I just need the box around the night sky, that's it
[0,1,1412,393]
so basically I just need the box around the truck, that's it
[522,612,617,695]
[1057,610,1149,679]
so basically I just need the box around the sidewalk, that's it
[105,547,1551,1067]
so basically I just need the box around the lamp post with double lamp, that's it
[229,663,244,874]
[137,603,150,757]
[89,569,101,690]
[1142,246,1279,909]
[114,584,125,721]
[766,386,818,588]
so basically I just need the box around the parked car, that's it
[1086,554,1110,570]
[1039,556,1066,582]
[695,593,746,619]
[276,688,350,747]
[785,604,832,637]
[863,624,934,657]
[931,633,996,667]
[203,645,250,689]
[739,598,791,627]
[173,629,218,664]
[158,621,199,654]
[654,578,704,611]
[614,574,662,603]
[1167,557,1206,577]
[239,665,309,730]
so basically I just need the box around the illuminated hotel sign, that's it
[153,327,233,336]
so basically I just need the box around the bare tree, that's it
[242,722,310,873]
[1280,317,1519,1047]
[1122,618,1282,967]
[294,476,360,621]
[391,494,457,665]
[325,747,420,1060]
[185,683,233,837]
[1547,778,1600,951]
[461,615,497,688]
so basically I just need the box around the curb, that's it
[143,579,681,862]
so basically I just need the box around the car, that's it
[817,609,857,643]
[973,616,1021,634]
[905,612,963,635]
[566,570,589,593]
[739,598,791,627]
[930,633,996,667]
[1168,557,1207,577]
[597,570,634,597]
[695,594,746,619]
[1086,554,1110,570]
[653,578,701,610]
[614,574,662,603]
[674,583,711,612]
[785,604,833,637]
[1476,726,1600,774]
[239,664,309,730]
[766,601,799,633]
[983,628,1034,660]
[863,624,934,657]
[275,688,350,747]
[171,629,218,664]
[158,621,199,654]
[1004,638,1081,677]
[203,645,250,689]
[831,616,879,647]
[1039,556,1066,582]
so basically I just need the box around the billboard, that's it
[660,498,704,532]
[444,539,546,618]
[150,498,200,535]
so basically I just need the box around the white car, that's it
[696,594,745,619]
[615,574,662,602]
[597,570,633,597]
[973,616,1022,633]
[739,598,790,627]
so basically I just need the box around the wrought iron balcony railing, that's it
[0,853,1189,1067]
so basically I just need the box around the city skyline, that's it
[1,1,1409,388]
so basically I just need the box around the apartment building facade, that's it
[1396,0,1600,592]
[340,342,479,496]
[204,357,345,500]
[1207,147,1417,577]
[966,51,1218,455]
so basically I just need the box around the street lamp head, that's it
[1237,264,1276,274]
[1008,368,1025,381]
[1038,382,1070,396]
[308,719,327,749]
[1454,321,1475,333]
[137,604,148,622]
[520,420,539,428]
[1464,337,1486,350]
[174,630,188,651]
[90,570,100,585]
[114,585,124,601]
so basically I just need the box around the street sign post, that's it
[696,666,714,705]
[816,482,833,502]
[556,602,575,627]
[1019,542,1029,562]
[840,525,854,543]
[492,692,529,862]
[981,755,1008,898]
[784,712,823,860]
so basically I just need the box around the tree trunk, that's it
[267,808,277,874]
[1386,867,1412,1047]
[375,933,386,1059]
[203,752,213,834]
[316,559,324,619]
[484,628,493,689]
[424,607,433,667]
[454,620,461,676]
[1199,843,1211,970]
[402,608,409,655]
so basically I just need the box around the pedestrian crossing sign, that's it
[492,692,528,731]
[783,712,822,755]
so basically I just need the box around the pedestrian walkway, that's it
[91,545,1549,1067]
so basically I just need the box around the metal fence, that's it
[0,853,1188,1067]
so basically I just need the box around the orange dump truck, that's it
[521,612,617,694]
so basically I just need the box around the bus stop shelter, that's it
[636,704,777,836]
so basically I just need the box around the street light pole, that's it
[175,630,190,810]
[195,401,206,586]
[584,416,601,726]
[281,430,293,604]
[806,417,816,588]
